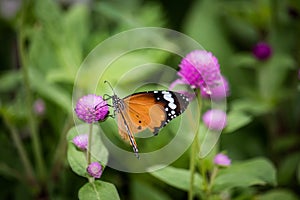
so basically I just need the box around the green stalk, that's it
[3,115,36,185]
[18,2,46,180]
[0,163,23,183]
[188,136,197,200]
[51,117,73,178]
[188,90,202,200]
[198,159,208,192]
[87,123,94,183]
[87,123,93,165]
[207,166,219,194]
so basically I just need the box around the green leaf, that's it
[231,99,272,115]
[78,180,120,200]
[257,189,298,200]
[131,179,171,200]
[67,124,109,177]
[29,68,72,114]
[0,71,22,92]
[230,53,258,69]
[47,4,89,83]
[297,161,300,185]
[224,111,252,133]
[184,0,233,67]
[277,152,300,185]
[258,53,296,100]
[94,1,165,29]
[150,166,203,191]
[213,158,276,192]
[67,139,87,177]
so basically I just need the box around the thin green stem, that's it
[87,123,94,183]
[18,1,46,181]
[87,123,93,165]
[0,163,24,182]
[188,90,202,200]
[51,117,73,179]
[207,166,219,195]
[188,137,197,200]
[3,116,36,185]
[197,158,208,192]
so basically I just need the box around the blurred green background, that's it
[0,0,300,199]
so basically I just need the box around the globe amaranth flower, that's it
[75,94,109,123]
[33,98,46,116]
[203,109,227,131]
[176,50,222,92]
[252,42,272,60]
[87,162,103,178]
[214,153,231,167]
[73,134,88,150]
[201,75,229,101]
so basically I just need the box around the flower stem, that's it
[87,124,94,183]
[87,124,93,165]
[3,115,36,185]
[188,136,197,200]
[18,3,46,181]
[207,166,219,195]
[51,117,73,179]
[188,90,202,200]
[0,162,24,183]
[198,158,208,192]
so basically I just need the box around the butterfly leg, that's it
[119,111,140,159]
[103,94,112,101]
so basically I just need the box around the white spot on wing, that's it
[169,102,177,110]
[164,94,174,103]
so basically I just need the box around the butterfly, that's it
[104,81,189,158]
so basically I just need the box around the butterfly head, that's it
[103,81,124,113]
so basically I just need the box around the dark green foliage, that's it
[0,0,300,199]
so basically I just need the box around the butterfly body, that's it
[109,89,189,158]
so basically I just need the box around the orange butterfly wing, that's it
[117,93,167,141]
[113,91,189,158]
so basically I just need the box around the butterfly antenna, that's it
[104,80,116,95]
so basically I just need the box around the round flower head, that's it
[203,109,227,131]
[178,50,221,91]
[73,134,88,150]
[87,162,103,178]
[33,98,46,116]
[214,153,231,167]
[252,42,272,60]
[201,76,229,101]
[75,94,109,123]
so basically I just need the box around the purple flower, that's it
[87,162,103,178]
[0,0,21,19]
[33,98,46,116]
[75,94,109,123]
[201,76,229,100]
[252,42,272,60]
[173,50,222,92]
[203,109,227,131]
[214,153,231,167]
[73,134,88,150]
